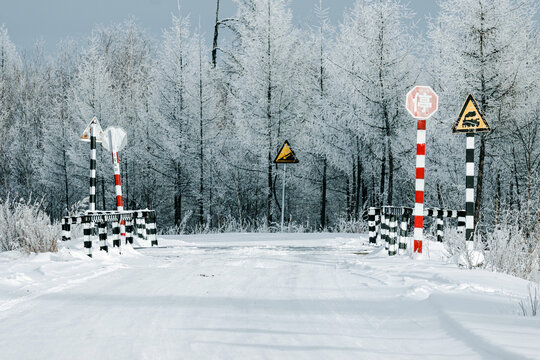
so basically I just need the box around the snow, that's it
[0,233,539,359]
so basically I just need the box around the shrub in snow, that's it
[444,212,539,280]
[0,197,59,254]
[483,223,539,280]
[331,217,365,233]
[161,213,319,235]
[519,282,539,317]
[67,197,90,216]
[444,229,485,269]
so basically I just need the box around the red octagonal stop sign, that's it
[406,86,438,119]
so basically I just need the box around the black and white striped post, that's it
[83,219,92,257]
[465,133,475,241]
[62,218,71,241]
[146,211,158,246]
[399,208,411,253]
[125,220,134,244]
[112,221,121,248]
[457,210,466,234]
[98,222,108,252]
[136,212,145,240]
[452,94,492,243]
[436,209,444,242]
[375,211,381,243]
[80,117,102,211]
[368,207,377,244]
[388,214,398,256]
[88,121,97,239]
[90,125,97,212]
[380,211,388,249]
[80,117,102,239]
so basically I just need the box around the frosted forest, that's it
[0,0,539,248]
[1,2,540,357]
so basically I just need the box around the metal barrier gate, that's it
[368,206,465,256]
[61,209,157,257]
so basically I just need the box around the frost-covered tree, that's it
[154,12,192,226]
[41,39,80,217]
[0,26,21,197]
[332,0,417,209]
[226,0,303,225]
[98,20,155,211]
[298,1,344,228]
[12,43,52,199]
[154,11,218,227]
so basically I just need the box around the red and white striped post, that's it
[406,86,438,256]
[112,151,126,241]
[414,119,426,253]
[103,127,128,246]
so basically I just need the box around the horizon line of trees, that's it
[0,0,539,235]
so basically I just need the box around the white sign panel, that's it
[102,126,127,153]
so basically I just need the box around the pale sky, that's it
[0,0,443,53]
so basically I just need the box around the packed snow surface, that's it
[0,233,538,359]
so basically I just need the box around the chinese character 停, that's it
[414,92,432,114]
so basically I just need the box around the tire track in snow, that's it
[0,263,125,317]
[427,295,531,360]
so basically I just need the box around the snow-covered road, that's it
[0,233,538,359]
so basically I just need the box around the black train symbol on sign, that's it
[452,94,492,133]
[462,111,480,127]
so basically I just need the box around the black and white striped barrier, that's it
[61,210,158,257]
[368,206,463,256]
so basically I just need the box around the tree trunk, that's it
[61,116,69,212]
[212,0,220,68]
[346,177,351,220]
[495,173,500,225]
[174,193,182,227]
[474,4,486,233]
[355,155,362,220]
[198,33,204,226]
[101,176,105,211]
[63,146,69,211]
[266,0,273,226]
[512,147,521,211]
[474,135,486,229]
[437,183,443,208]
[387,141,393,206]
[352,159,357,219]
[320,157,327,229]
[125,158,130,210]
[379,150,386,206]
[174,166,182,226]
[371,174,376,206]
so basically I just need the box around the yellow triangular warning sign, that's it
[80,117,104,142]
[452,94,492,133]
[274,140,299,164]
